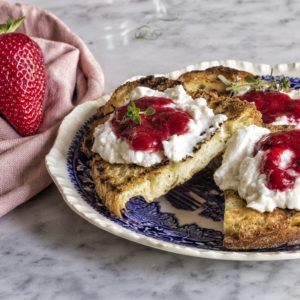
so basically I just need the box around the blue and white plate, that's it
[46,60,300,260]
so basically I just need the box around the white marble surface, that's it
[2,0,300,299]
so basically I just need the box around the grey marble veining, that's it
[3,187,300,300]
[29,0,300,91]
[2,0,300,299]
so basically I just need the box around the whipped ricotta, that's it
[272,90,300,126]
[271,116,300,126]
[214,125,300,212]
[92,85,227,167]
[283,89,300,99]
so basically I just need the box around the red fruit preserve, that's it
[111,97,191,151]
[254,130,300,191]
[239,90,300,124]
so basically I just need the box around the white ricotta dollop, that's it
[92,85,227,167]
[214,125,270,191]
[272,89,300,125]
[284,89,300,99]
[214,125,300,212]
[271,116,295,126]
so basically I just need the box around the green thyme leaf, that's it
[268,69,290,90]
[145,106,155,116]
[133,115,141,125]
[127,100,135,112]
[127,100,139,117]
[279,75,291,89]
[270,81,277,89]
[217,71,291,96]
[126,100,157,125]
[126,100,141,124]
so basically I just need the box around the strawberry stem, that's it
[0,16,26,34]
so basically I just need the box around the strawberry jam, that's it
[254,130,300,191]
[239,90,300,124]
[111,97,191,151]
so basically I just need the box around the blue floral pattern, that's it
[66,76,300,252]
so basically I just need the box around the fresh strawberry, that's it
[0,16,46,136]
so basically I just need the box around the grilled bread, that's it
[179,66,254,95]
[223,125,300,250]
[83,75,262,217]
[224,190,300,250]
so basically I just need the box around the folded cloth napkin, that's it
[0,0,104,217]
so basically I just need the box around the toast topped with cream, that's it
[181,66,300,127]
[82,73,261,217]
[214,125,300,250]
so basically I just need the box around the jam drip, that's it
[239,90,300,124]
[111,96,191,152]
[254,130,300,191]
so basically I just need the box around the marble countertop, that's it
[2,0,300,299]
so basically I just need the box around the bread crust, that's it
[102,75,182,115]
[179,66,254,95]
[82,74,262,217]
[224,191,300,250]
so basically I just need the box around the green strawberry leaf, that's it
[0,16,26,34]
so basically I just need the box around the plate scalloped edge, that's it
[46,60,300,261]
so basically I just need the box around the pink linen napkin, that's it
[0,0,104,217]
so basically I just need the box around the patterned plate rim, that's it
[46,60,300,261]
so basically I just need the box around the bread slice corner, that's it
[224,190,300,250]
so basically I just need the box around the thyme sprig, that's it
[269,69,291,90]
[126,100,156,125]
[217,69,290,96]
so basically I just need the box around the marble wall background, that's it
[29,0,300,90]
[1,0,300,299]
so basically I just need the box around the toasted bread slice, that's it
[223,125,300,250]
[179,66,254,95]
[83,76,262,217]
[224,191,300,250]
